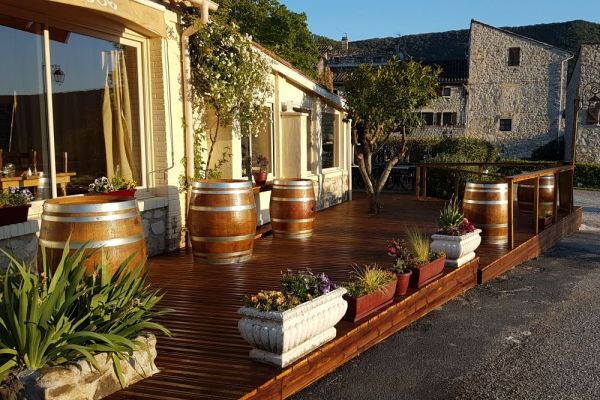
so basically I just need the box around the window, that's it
[306,114,313,172]
[421,112,434,126]
[441,87,451,97]
[499,118,512,131]
[321,112,337,169]
[242,105,274,176]
[508,47,521,66]
[442,112,457,126]
[0,13,145,198]
[586,95,600,125]
[434,113,442,126]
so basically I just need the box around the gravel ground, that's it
[293,232,600,400]
[575,189,600,231]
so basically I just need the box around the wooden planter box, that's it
[343,281,397,322]
[409,256,446,288]
[0,204,30,227]
[0,334,159,400]
[238,288,347,368]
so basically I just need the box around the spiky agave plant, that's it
[438,196,464,232]
[0,243,170,387]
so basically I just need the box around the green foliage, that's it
[211,0,319,77]
[317,67,334,92]
[344,264,396,298]
[530,137,565,161]
[575,163,600,189]
[280,270,321,304]
[188,19,272,179]
[0,245,169,382]
[438,196,464,231]
[345,58,440,212]
[0,188,33,207]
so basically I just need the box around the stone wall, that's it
[466,21,570,159]
[312,171,350,211]
[413,85,467,139]
[565,44,600,163]
[138,197,169,257]
[0,221,39,271]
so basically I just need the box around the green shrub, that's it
[0,245,170,385]
[575,163,600,189]
[530,137,564,161]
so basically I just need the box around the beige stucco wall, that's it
[466,21,570,158]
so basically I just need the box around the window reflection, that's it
[0,15,51,199]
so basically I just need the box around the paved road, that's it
[575,189,600,231]
[293,231,600,400]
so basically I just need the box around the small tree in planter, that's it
[342,264,397,322]
[404,228,446,288]
[0,246,170,400]
[431,197,482,268]
[238,270,346,368]
[0,187,34,227]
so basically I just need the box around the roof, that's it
[471,19,572,57]
[421,59,468,84]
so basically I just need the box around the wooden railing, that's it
[415,161,575,249]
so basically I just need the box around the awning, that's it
[4,0,168,37]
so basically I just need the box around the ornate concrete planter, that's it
[431,229,482,268]
[0,335,159,400]
[238,287,348,368]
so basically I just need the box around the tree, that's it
[212,0,319,77]
[344,58,440,214]
[187,19,273,179]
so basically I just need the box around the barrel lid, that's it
[43,195,137,213]
[273,178,313,187]
[192,179,252,190]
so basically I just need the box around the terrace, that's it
[108,178,581,400]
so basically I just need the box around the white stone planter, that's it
[0,335,159,400]
[238,287,348,368]
[431,229,482,268]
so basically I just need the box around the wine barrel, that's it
[270,179,316,239]
[517,175,555,217]
[463,182,509,245]
[39,195,146,275]
[189,180,256,264]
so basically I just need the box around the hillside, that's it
[345,20,600,61]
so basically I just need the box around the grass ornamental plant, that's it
[344,264,397,298]
[243,270,337,312]
[0,187,33,207]
[0,245,170,387]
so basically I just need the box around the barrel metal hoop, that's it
[271,197,314,202]
[274,229,313,235]
[478,223,509,228]
[271,217,315,223]
[272,185,313,190]
[466,188,509,192]
[192,180,252,190]
[41,212,138,223]
[518,201,555,205]
[272,179,313,187]
[463,200,508,205]
[466,183,508,189]
[190,204,255,212]
[191,189,251,195]
[194,249,253,258]
[39,234,144,249]
[44,201,136,213]
[518,185,554,189]
[190,234,255,243]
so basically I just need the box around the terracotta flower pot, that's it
[343,280,397,322]
[0,204,30,227]
[394,270,412,296]
[408,256,446,289]
[253,171,268,186]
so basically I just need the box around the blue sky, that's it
[280,0,600,41]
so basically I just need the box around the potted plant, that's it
[0,244,170,400]
[342,264,397,322]
[386,239,413,296]
[88,176,137,197]
[431,196,482,268]
[0,187,33,227]
[238,270,347,368]
[405,228,446,288]
[252,154,269,186]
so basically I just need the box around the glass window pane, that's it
[50,31,142,194]
[253,106,273,174]
[0,15,52,200]
[321,112,336,169]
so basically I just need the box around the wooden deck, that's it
[108,193,580,400]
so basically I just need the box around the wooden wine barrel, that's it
[39,195,146,275]
[189,180,256,264]
[463,182,509,245]
[270,179,316,239]
[517,175,555,217]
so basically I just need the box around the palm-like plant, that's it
[0,244,170,386]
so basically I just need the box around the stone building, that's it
[565,44,600,163]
